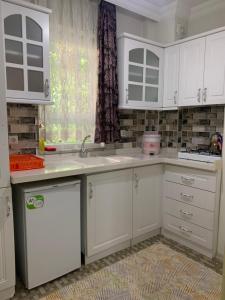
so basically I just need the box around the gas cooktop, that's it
[178,149,222,163]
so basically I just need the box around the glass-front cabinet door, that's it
[118,37,163,110]
[1,1,50,103]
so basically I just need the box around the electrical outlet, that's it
[9,135,18,145]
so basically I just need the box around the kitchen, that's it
[0,0,225,299]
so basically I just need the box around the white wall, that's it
[116,6,177,44]
[116,7,157,40]
[218,114,225,257]
[188,0,225,36]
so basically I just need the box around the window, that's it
[42,0,98,144]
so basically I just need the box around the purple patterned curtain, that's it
[95,0,120,144]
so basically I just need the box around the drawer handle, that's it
[180,209,193,217]
[180,193,194,201]
[181,176,195,185]
[179,225,192,234]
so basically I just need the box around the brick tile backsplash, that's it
[120,106,224,150]
[7,104,39,154]
[7,104,224,154]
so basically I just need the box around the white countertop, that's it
[10,151,221,184]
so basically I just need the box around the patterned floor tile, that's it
[12,235,223,300]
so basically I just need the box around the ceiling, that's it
[145,0,175,7]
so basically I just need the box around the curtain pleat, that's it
[95,0,120,144]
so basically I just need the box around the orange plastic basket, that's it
[10,154,45,171]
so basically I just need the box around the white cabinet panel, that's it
[179,38,205,106]
[163,214,213,250]
[164,198,214,230]
[163,45,179,108]
[164,168,216,192]
[118,35,163,110]
[133,165,162,238]
[164,181,216,211]
[0,188,15,298]
[1,1,50,104]
[204,31,225,105]
[86,170,132,257]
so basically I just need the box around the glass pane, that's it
[27,44,43,67]
[26,17,43,42]
[129,65,143,83]
[128,84,143,101]
[5,39,23,64]
[4,15,22,37]
[129,48,144,64]
[146,50,159,67]
[146,68,159,85]
[145,86,158,102]
[6,67,24,91]
[28,70,43,92]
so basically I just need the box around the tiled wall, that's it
[7,104,39,154]
[7,104,224,154]
[120,106,224,150]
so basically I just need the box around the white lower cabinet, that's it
[163,165,220,258]
[0,188,15,300]
[82,164,220,263]
[85,169,133,258]
[133,165,162,238]
[82,165,162,263]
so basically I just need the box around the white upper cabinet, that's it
[118,35,163,110]
[204,31,225,105]
[0,1,51,104]
[163,45,180,108]
[179,38,205,107]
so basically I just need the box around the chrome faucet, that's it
[80,135,91,158]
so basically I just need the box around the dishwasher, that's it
[13,178,81,289]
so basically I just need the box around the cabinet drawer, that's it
[164,198,214,230]
[164,181,216,211]
[164,170,216,192]
[163,214,213,250]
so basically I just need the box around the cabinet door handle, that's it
[180,192,194,201]
[134,174,139,189]
[197,88,201,103]
[180,209,193,217]
[6,196,11,217]
[89,182,93,199]
[181,176,195,185]
[44,79,50,97]
[203,88,207,102]
[179,225,192,234]
[174,90,178,104]
[126,88,128,104]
